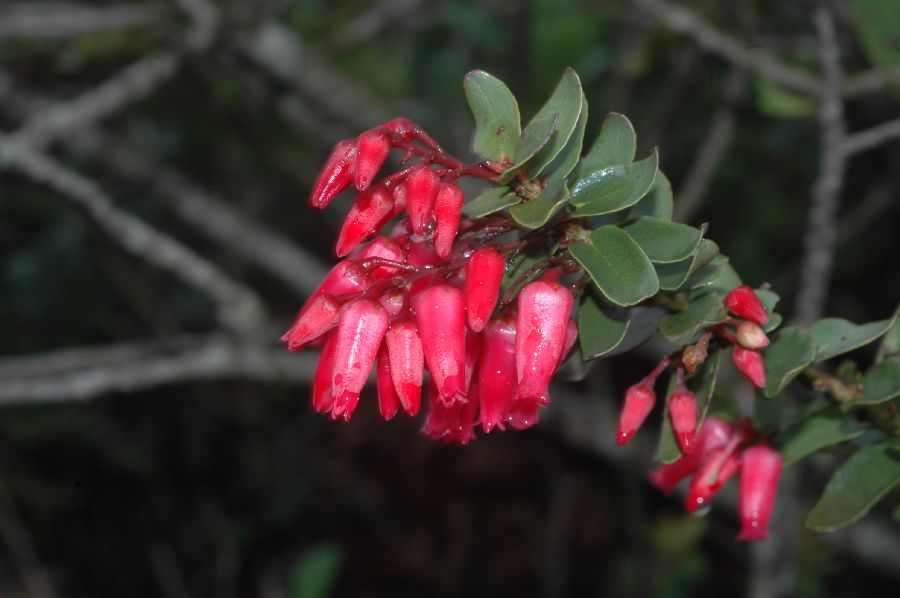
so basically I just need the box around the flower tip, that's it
[617,428,634,446]
[676,431,695,455]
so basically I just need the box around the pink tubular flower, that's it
[736,321,769,349]
[308,260,371,306]
[385,320,424,416]
[515,280,574,404]
[477,317,517,432]
[281,295,341,350]
[362,237,406,280]
[405,163,440,234]
[557,319,579,368]
[668,388,698,454]
[684,435,743,512]
[724,285,769,326]
[421,380,477,445]
[648,416,732,494]
[738,445,783,541]
[376,344,400,420]
[617,383,656,446]
[733,346,766,388]
[412,285,467,406]
[335,186,394,257]
[355,130,391,191]
[463,248,505,333]
[433,181,465,258]
[311,332,339,414]
[329,299,389,421]
[310,140,357,208]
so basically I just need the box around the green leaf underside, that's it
[626,170,674,220]
[526,68,584,175]
[658,292,726,346]
[655,239,720,291]
[764,326,818,398]
[860,360,900,404]
[622,217,704,263]
[656,373,682,464]
[544,92,589,181]
[604,306,667,357]
[805,442,900,532]
[569,150,659,217]
[463,70,521,161]
[568,225,659,307]
[509,178,569,229]
[779,406,864,465]
[578,292,629,358]
[684,255,742,294]
[696,351,723,427]
[499,113,560,183]
[462,186,521,217]
[808,313,899,362]
[576,112,637,179]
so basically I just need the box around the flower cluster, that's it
[282,119,577,444]
[649,417,783,540]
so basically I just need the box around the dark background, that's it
[0,0,898,596]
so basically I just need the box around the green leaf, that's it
[809,313,900,362]
[462,186,521,217]
[508,178,569,229]
[859,360,900,405]
[290,544,343,598]
[878,312,900,361]
[526,68,583,175]
[853,0,900,68]
[656,373,682,464]
[684,255,742,294]
[622,217,705,264]
[755,289,782,333]
[544,92,588,180]
[696,350,723,426]
[806,442,900,531]
[625,170,674,220]
[499,112,560,183]
[605,306,667,357]
[658,293,727,346]
[575,112,637,179]
[763,326,817,398]
[779,406,865,466]
[578,292,629,359]
[463,70,521,161]
[568,225,659,307]
[569,150,659,217]
[655,239,719,291]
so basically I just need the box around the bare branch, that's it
[794,8,847,326]
[843,66,900,98]
[325,0,429,52]
[0,3,161,41]
[174,0,219,51]
[0,135,267,334]
[842,116,900,156]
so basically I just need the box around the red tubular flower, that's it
[684,434,743,512]
[311,332,339,414]
[385,319,424,416]
[463,248,505,333]
[648,416,732,494]
[433,181,465,258]
[412,285,467,406]
[421,379,478,445]
[733,346,766,388]
[505,397,542,430]
[329,299,389,421]
[736,321,769,350]
[668,388,698,454]
[281,295,341,350]
[515,281,574,404]
[557,319,579,367]
[355,131,391,191]
[405,163,440,234]
[308,260,371,306]
[362,237,406,280]
[335,187,394,257]
[617,383,656,446]
[724,285,769,326]
[478,317,517,432]
[737,445,783,541]
[310,140,357,209]
[376,344,400,420]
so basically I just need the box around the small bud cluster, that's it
[721,285,771,389]
[284,119,577,443]
[649,417,783,540]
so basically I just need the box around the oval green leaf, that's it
[622,217,705,263]
[578,292,630,359]
[778,406,864,466]
[575,112,637,179]
[464,70,522,161]
[655,239,720,291]
[544,92,588,181]
[806,442,900,531]
[859,360,900,405]
[462,186,521,217]
[526,68,583,175]
[763,326,818,398]
[499,112,560,183]
[658,292,727,346]
[568,225,659,307]
[809,312,900,362]
[569,149,659,217]
[508,179,569,229]
[625,170,674,220]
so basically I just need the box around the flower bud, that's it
[736,321,769,349]
[385,319,424,416]
[668,389,698,454]
[310,140,357,208]
[355,130,391,191]
[412,285,467,406]
[329,299,389,421]
[724,285,769,325]
[463,248,505,332]
[376,344,400,420]
[433,181,465,258]
[362,237,406,280]
[478,318,517,432]
[617,383,656,446]
[335,187,394,257]
[733,346,766,388]
[737,445,782,541]
[311,332,338,414]
[515,281,574,404]
[281,295,341,350]
[405,164,440,234]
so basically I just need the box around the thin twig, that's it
[0,3,161,40]
[842,116,900,156]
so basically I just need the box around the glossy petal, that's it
[385,320,424,416]
[281,295,341,350]
[335,187,394,257]
[433,181,465,258]
[406,164,440,234]
[362,237,406,280]
[724,285,769,325]
[617,383,655,446]
[515,281,574,404]
[311,332,339,414]
[355,130,391,191]
[648,416,732,494]
[376,344,400,420]
[738,445,782,541]
[478,318,517,433]
[463,248,505,332]
[668,389,698,454]
[412,285,467,406]
[733,347,766,388]
[310,140,357,208]
[330,299,389,421]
